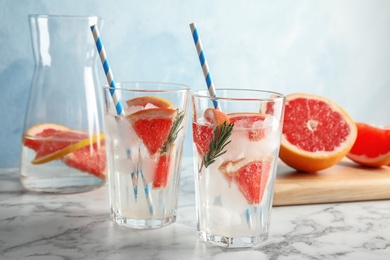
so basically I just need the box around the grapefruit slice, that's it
[219,157,273,204]
[153,144,176,189]
[228,113,267,141]
[62,142,107,180]
[193,108,230,155]
[347,122,390,167]
[23,123,70,151]
[126,96,172,108]
[126,108,178,155]
[31,134,105,165]
[280,93,357,172]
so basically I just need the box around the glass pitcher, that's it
[20,15,107,193]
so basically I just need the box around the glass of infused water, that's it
[192,88,285,247]
[103,82,189,229]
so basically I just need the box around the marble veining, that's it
[1,158,390,260]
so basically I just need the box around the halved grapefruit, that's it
[126,107,178,155]
[347,122,390,167]
[279,93,357,172]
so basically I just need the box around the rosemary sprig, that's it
[161,110,185,154]
[203,121,234,169]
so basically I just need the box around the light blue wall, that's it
[1,0,390,168]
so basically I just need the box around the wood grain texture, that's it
[273,158,390,206]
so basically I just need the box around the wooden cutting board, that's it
[273,158,390,206]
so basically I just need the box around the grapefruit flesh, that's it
[152,145,176,189]
[347,122,390,167]
[219,158,272,205]
[126,108,178,155]
[63,142,107,180]
[279,93,357,172]
[193,108,230,155]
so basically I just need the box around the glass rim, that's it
[191,88,285,101]
[103,81,190,93]
[28,14,102,20]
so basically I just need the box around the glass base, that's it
[197,230,268,248]
[20,176,105,194]
[111,213,177,229]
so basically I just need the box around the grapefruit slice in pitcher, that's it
[280,93,357,172]
[126,108,178,155]
[347,122,390,167]
[23,123,70,151]
[62,141,107,180]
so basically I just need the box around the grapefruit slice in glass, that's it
[347,122,390,167]
[280,93,357,172]
[228,113,267,141]
[126,107,178,155]
[193,108,230,155]
[219,157,273,204]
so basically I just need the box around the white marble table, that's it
[1,158,390,260]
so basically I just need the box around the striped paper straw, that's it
[189,22,220,110]
[90,24,154,215]
[90,25,124,116]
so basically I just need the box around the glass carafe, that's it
[20,15,107,193]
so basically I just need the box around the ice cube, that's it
[263,115,279,135]
[220,181,249,213]
[196,117,212,126]
[140,156,157,183]
[115,157,134,175]
[144,103,158,109]
[207,205,242,227]
[126,105,143,115]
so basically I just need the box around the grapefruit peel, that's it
[126,96,172,108]
[279,93,357,172]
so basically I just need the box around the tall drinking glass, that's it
[192,88,285,247]
[103,82,189,229]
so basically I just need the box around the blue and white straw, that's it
[189,22,220,110]
[91,24,154,215]
[90,25,124,116]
